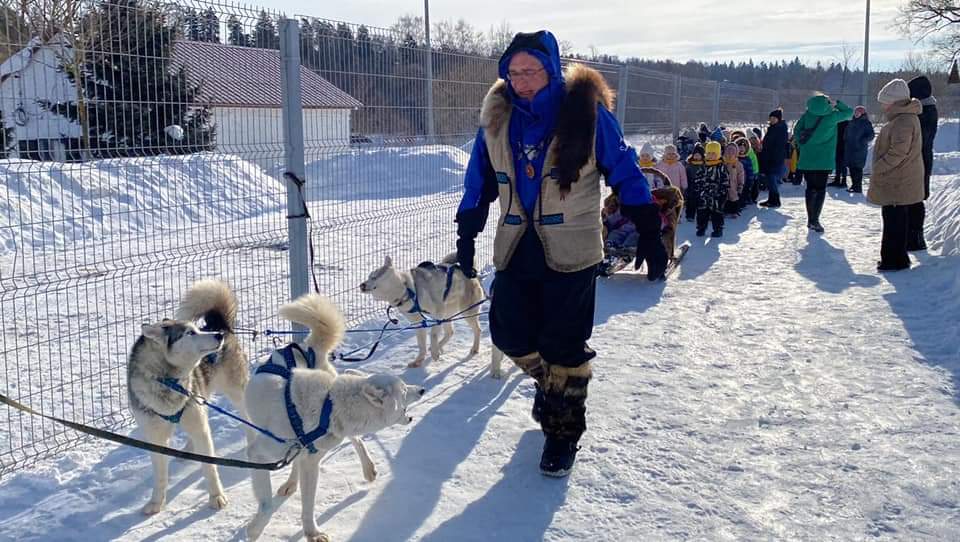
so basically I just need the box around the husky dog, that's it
[245,294,425,542]
[127,279,250,515]
[359,254,505,377]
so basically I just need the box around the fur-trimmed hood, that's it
[480,63,615,190]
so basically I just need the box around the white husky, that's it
[126,279,250,515]
[244,294,425,542]
[359,254,505,377]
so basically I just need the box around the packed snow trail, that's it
[1,181,959,541]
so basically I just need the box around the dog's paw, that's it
[489,367,503,379]
[362,463,378,483]
[276,479,298,497]
[208,493,228,510]
[141,499,165,515]
[304,528,331,542]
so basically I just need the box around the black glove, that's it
[456,237,477,278]
[455,207,488,279]
[621,203,668,280]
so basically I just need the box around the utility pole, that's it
[861,0,871,105]
[424,0,435,140]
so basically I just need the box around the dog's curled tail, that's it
[279,294,346,358]
[442,252,458,265]
[176,279,239,330]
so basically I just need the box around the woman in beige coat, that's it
[867,79,925,272]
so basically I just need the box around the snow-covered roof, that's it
[170,40,362,110]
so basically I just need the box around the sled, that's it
[664,241,691,279]
[598,241,690,279]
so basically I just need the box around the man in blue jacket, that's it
[455,31,665,477]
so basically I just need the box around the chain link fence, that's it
[1,0,834,476]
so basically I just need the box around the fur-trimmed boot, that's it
[511,352,546,422]
[539,361,591,478]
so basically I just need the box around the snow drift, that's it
[0,154,283,255]
[301,145,469,201]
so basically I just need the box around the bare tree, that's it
[898,0,960,61]
[900,49,939,73]
[487,20,513,56]
[833,41,862,92]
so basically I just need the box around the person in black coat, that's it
[906,75,938,251]
[830,120,850,187]
[698,122,710,144]
[843,106,875,193]
[759,108,788,208]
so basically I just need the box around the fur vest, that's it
[481,64,614,272]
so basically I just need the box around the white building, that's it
[171,40,362,172]
[0,35,85,161]
[0,38,361,167]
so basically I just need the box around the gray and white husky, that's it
[359,254,505,377]
[245,293,425,542]
[126,279,250,515]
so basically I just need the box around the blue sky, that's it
[267,0,932,71]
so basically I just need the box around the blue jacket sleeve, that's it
[595,107,652,205]
[456,128,499,238]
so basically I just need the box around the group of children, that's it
[602,128,769,264]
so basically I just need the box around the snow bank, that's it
[301,145,469,201]
[935,119,960,153]
[0,154,283,255]
[927,175,960,257]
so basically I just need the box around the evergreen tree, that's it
[46,0,213,157]
[201,8,220,43]
[253,11,278,49]
[182,7,202,41]
[226,16,249,46]
[0,109,10,158]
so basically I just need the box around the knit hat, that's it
[854,105,867,117]
[769,108,783,121]
[691,143,705,157]
[639,142,655,157]
[751,127,762,139]
[907,75,933,100]
[877,79,910,105]
[705,141,722,157]
[663,144,678,155]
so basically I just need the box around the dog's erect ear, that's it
[383,255,392,268]
[141,323,165,343]
[362,381,387,407]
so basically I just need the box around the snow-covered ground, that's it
[1,135,960,540]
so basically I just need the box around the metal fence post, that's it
[279,18,310,308]
[713,81,721,127]
[616,64,628,127]
[671,74,681,140]
[424,1,435,140]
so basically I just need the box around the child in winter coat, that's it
[638,143,658,169]
[685,143,706,222]
[698,141,729,237]
[723,143,745,217]
[677,129,699,161]
[652,185,685,260]
[601,193,638,254]
[736,138,757,208]
[656,144,688,191]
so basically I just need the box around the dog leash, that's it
[0,390,302,471]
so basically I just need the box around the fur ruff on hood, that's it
[480,63,615,192]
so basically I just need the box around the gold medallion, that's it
[525,163,536,179]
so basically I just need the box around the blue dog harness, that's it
[393,263,458,315]
[254,344,333,454]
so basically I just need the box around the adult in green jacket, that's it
[793,95,854,232]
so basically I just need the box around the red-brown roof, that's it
[171,40,361,109]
